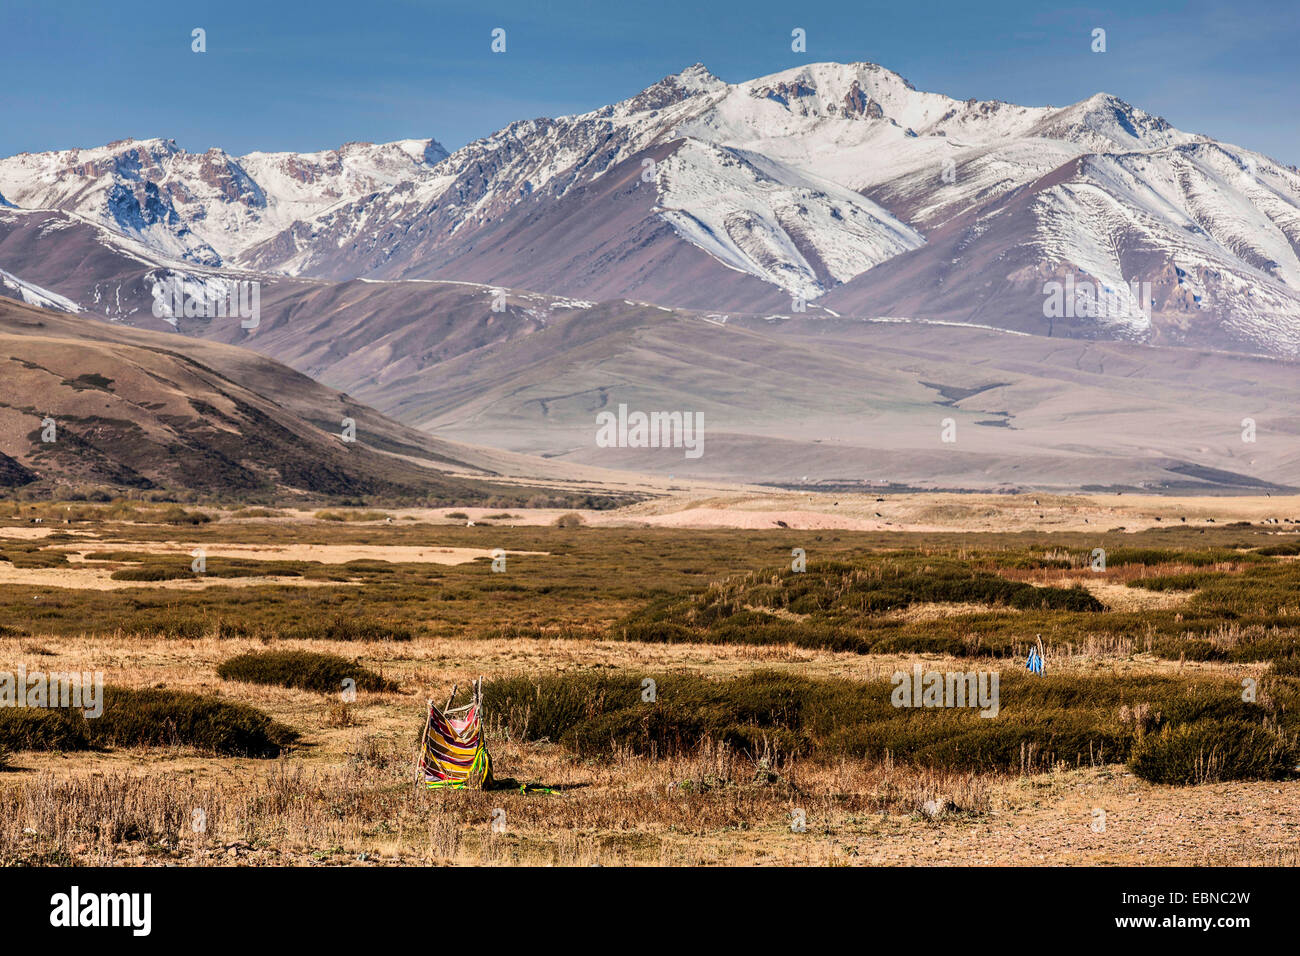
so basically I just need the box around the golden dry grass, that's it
[2,494,1299,866]
[1,629,1294,866]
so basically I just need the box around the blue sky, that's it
[2,0,1296,164]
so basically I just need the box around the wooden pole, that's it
[414,698,434,792]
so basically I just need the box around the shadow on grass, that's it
[487,777,587,794]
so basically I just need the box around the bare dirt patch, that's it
[76,542,545,565]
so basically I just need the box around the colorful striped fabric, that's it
[418,681,492,789]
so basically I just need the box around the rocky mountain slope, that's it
[2,202,1298,493]
[4,62,1298,353]
[0,295,607,502]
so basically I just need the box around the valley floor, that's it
[1,492,1298,866]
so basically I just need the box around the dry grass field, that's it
[2,491,1298,866]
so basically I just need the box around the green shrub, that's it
[1103,548,1248,568]
[97,688,297,755]
[0,706,88,750]
[1128,720,1297,784]
[1257,543,1300,557]
[0,687,295,757]
[278,614,412,642]
[154,506,212,525]
[0,545,69,569]
[110,565,188,582]
[110,559,306,582]
[217,650,396,693]
[1272,657,1300,677]
[485,670,1300,783]
[314,510,390,522]
[1128,574,1212,592]
[614,561,1105,654]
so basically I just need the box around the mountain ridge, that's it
[0,294,625,503]
[2,60,1299,356]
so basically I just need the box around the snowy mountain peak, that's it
[4,61,1299,355]
[0,135,453,266]
[676,62,725,90]
[736,61,932,121]
[421,139,451,164]
[618,64,727,114]
[99,136,181,156]
[1029,92,1186,152]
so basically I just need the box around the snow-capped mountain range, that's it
[3,61,1300,354]
[0,137,449,266]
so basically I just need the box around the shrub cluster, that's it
[1128,720,1296,784]
[217,650,396,693]
[484,670,1298,785]
[277,614,412,642]
[0,687,296,757]
[616,560,1105,654]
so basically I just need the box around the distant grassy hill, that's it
[0,296,624,507]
